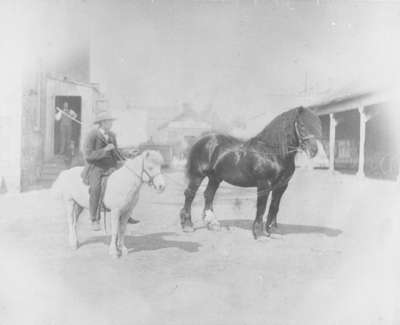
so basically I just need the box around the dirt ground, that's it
[0,168,399,325]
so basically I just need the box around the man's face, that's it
[101,120,113,131]
[63,102,69,110]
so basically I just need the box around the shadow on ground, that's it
[220,219,342,237]
[80,232,201,253]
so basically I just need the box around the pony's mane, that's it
[248,107,300,156]
[143,150,165,166]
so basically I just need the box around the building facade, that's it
[309,89,400,181]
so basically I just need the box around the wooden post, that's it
[329,113,337,173]
[357,106,367,177]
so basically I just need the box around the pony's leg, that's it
[118,212,130,257]
[252,186,270,240]
[202,177,222,231]
[265,184,288,234]
[66,200,82,249]
[180,176,204,232]
[108,208,121,258]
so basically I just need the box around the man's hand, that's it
[104,144,115,151]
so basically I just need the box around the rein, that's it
[93,132,155,185]
[122,155,162,187]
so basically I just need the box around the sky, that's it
[4,0,400,124]
[87,0,400,122]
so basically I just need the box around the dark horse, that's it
[179,106,322,239]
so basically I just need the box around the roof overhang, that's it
[308,88,400,115]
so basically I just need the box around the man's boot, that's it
[128,217,140,224]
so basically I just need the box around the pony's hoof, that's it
[69,240,79,250]
[182,224,195,233]
[207,221,221,232]
[109,248,121,258]
[121,246,128,256]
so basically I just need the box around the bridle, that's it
[294,121,316,152]
[123,154,162,187]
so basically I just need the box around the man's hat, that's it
[93,110,116,124]
[93,99,116,124]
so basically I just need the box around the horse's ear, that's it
[145,151,150,158]
[297,106,305,114]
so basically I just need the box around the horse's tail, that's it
[186,144,198,180]
[185,134,215,179]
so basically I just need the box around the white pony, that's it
[53,150,166,258]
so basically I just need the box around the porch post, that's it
[357,106,367,177]
[329,113,337,173]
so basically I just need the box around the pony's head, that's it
[141,150,166,193]
[295,107,322,159]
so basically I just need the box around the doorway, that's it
[54,96,82,155]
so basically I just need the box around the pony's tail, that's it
[51,171,65,200]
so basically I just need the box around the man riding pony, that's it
[81,108,138,231]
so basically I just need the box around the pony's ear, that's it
[297,106,305,114]
[145,151,150,158]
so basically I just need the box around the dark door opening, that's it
[54,96,82,155]
[365,104,399,180]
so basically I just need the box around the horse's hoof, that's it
[252,226,258,240]
[182,224,195,233]
[252,221,263,240]
[263,230,272,237]
[91,221,102,232]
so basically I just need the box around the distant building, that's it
[153,106,212,157]
[134,104,181,143]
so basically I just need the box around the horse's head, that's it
[295,107,322,159]
[142,150,166,193]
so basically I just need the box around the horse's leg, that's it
[252,186,270,240]
[66,200,81,249]
[109,208,121,258]
[202,177,222,231]
[180,176,204,232]
[265,184,288,234]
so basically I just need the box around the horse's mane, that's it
[248,107,301,156]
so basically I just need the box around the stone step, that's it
[42,166,64,172]
[38,174,60,182]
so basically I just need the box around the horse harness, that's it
[294,120,316,151]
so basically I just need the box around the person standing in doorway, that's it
[55,101,78,156]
